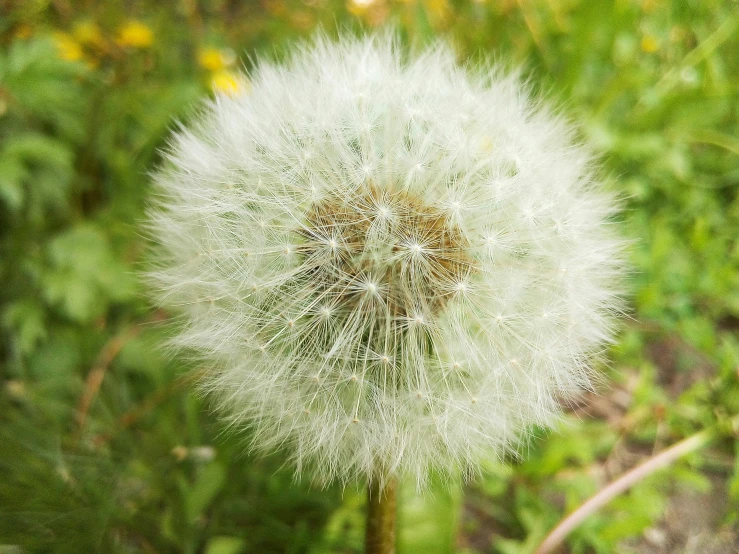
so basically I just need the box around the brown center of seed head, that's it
[299,183,472,318]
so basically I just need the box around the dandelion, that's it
[198,47,245,95]
[147,33,625,552]
[209,70,247,96]
[73,21,104,49]
[198,47,236,72]
[116,21,153,49]
[640,34,659,53]
[53,32,83,62]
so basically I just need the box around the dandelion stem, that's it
[365,474,398,554]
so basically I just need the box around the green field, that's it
[1,1,738,553]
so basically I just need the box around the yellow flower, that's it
[73,21,104,48]
[211,70,248,96]
[117,21,153,48]
[53,32,83,62]
[198,47,235,72]
[425,0,450,16]
[640,35,659,53]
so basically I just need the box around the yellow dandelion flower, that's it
[640,35,659,53]
[117,21,154,49]
[73,21,104,48]
[426,0,450,17]
[211,70,248,96]
[198,47,235,72]
[53,32,83,62]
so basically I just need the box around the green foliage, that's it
[398,479,463,554]
[43,224,137,322]
[1,0,738,552]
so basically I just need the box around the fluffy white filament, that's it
[147,34,625,487]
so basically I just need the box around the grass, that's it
[1,1,738,553]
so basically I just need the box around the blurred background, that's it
[1,0,738,553]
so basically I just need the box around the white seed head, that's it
[146,33,626,487]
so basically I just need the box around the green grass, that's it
[1,1,738,552]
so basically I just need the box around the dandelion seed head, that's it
[147,33,626,487]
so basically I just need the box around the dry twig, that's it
[534,419,736,554]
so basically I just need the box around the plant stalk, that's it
[534,414,739,554]
[365,474,398,554]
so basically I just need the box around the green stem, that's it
[365,475,398,554]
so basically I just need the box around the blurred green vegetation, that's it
[1,1,738,553]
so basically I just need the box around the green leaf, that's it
[185,461,227,523]
[27,331,82,381]
[116,332,167,379]
[2,300,46,355]
[205,537,247,554]
[42,224,136,322]
[312,488,364,554]
[0,156,27,210]
[42,273,102,323]
[398,477,462,554]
